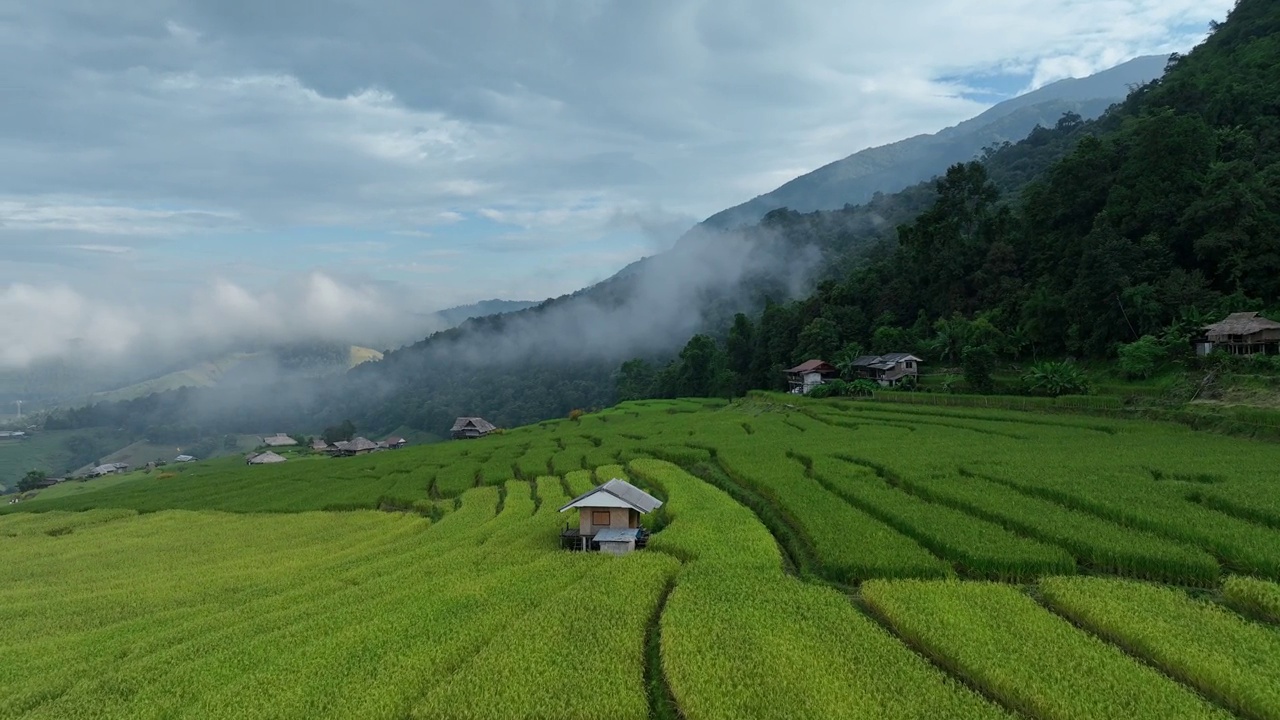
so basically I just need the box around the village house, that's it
[310,439,331,452]
[451,417,497,440]
[784,359,840,394]
[246,451,287,465]
[382,436,408,450]
[1196,312,1280,356]
[90,464,120,477]
[558,478,663,555]
[261,433,299,448]
[333,437,380,456]
[174,454,196,463]
[850,353,922,387]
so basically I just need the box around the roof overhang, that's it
[559,491,640,512]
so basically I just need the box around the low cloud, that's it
[0,272,430,371]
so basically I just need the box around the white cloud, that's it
[0,0,1236,365]
[0,272,416,369]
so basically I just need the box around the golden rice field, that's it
[3,394,1280,719]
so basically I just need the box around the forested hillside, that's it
[702,54,1169,230]
[627,0,1280,399]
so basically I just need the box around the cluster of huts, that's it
[244,433,409,464]
[785,353,922,394]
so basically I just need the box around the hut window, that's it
[592,510,611,526]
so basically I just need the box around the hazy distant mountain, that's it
[702,55,1171,230]
[432,299,538,327]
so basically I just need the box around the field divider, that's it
[1025,588,1241,720]
[849,591,1030,720]
[645,576,682,720]
[961,466,1278,581]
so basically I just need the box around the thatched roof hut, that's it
[451,417,497,439]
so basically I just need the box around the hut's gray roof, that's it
[593,528,641,543]
[262,433,298,447]
[451,417,496,433]
[337,435,376,450]
[1204,312,1280,336]
[247,451,287,464]
[784,359,837,374]
[558,478,663,514]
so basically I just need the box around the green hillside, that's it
[0,428,134,490]
[4,397,1280,718]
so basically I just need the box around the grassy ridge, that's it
[631,460,1003,720]
[1224,576,1280,624]
[862,580,1231,720]
[1040,577,1280,720]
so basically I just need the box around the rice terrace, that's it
[1,395,1278,719]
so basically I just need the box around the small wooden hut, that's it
[558,478,663,554]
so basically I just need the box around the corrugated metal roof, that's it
[593,528,640,543]
[558,478,663,514]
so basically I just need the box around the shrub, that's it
[1117,336,1166,379]
[1022,360,1091,397]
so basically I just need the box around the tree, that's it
[18,470,47,492]
[961,345,996,393]
[616,359,657,401]
[321,420,357,445]
[675,335,729,398]
[794,318,842,364]
[726,313,757,394]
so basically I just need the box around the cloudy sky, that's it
[0,0,1233,366]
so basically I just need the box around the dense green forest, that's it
[41,0,1278,439]
[624,0,1280,400]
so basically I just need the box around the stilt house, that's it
[558,478,662,555]
[784,360,840,394]
[1197,312,1280,356]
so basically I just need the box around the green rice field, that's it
[3,393,1280,718]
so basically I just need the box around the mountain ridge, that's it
[702,54,1171,230]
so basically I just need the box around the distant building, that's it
[246,451,288,465]
[334,437,379,456]
[451,417,496,440]
[310,439,331,452]
[90,464,119,477]
[1197,312,1280,356]
[558,478,663,555]
[261,433,299,447]
[174,454,196,463]
[784,359,840,394]
[850,353,922,387]
[382,436,408,449]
